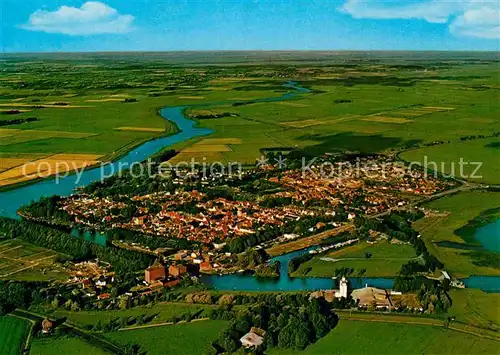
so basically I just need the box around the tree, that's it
[218,330,239,353]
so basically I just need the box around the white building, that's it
[334,276,348,298]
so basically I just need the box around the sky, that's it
[1,0,499,52]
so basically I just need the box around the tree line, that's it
[0,218,154,275]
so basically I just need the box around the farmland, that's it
[268,320,500,355]
[186,63,500,166]
[49,302,217,329]
[401,136,500,185]
[0,239,68,281]
[447,288,500,331]
[413,190,500,277]
[105,320,228,355]
[0,316,30,355]
[292,240,418,277]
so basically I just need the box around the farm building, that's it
[145,264,166,284]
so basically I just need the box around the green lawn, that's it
[401,137,500,184]
[447,288,500,331]
[268,320,500,355]
[29,336,109,355]
[414,190,500,277]
[0,316,30,355]
[105,320,228,355]
[292,240,417,277]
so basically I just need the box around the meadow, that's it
[413,190,500,277]
[292,240,417,277]
[49,302,217,329]
[0,58,287,187]
[29,336,109,355]
[0,316,30,355]
[447,288,500,331]
[401,137,500,184]
[189,63,500,166]
[268,319,500,355]
[1,54,498,187]
[105,320,228,355]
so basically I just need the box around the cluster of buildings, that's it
[59,156,451,254]
[270,157,451,215]
[143,262,188,292]
[310,277,404,310]
[61,190,318,245]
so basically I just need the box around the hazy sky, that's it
[1,0,499,52]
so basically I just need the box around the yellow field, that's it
[276,101,311,107]
[206,86,232,91]
[0,103,93,108]
[197,138,243,144]
[183,144,232,153]
[115,126,165,133]
[281,119,324,128]
[0,154,103,187]
[319,115,361,123]
[85,98,125,102]
[0,128,21,133]
[177,96,205,100]
[422,106,457,111]
[360,116,412,124]
[0,158,33,170]
[210,77,256,83]
[394,111,426,117]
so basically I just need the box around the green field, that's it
[105,320,228,355]
[29,336,109,355]
[1,54,498,178]
[268,320,500,355]
[414,190,500,277]
[447,288,500,331]
[190,64,500,164]
[292,240,417,277]
[401,137,500,184]
[0,316,30,355]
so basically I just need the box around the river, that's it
[203,219,500,293]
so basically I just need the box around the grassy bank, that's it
[0,316,30,355]
[414,190,500,277]
[292,240,417,277]
[268,319,499,355]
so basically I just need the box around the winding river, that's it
[1,82,498,293]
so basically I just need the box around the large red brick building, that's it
[145,264,166,284]
[168,264,187,277]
